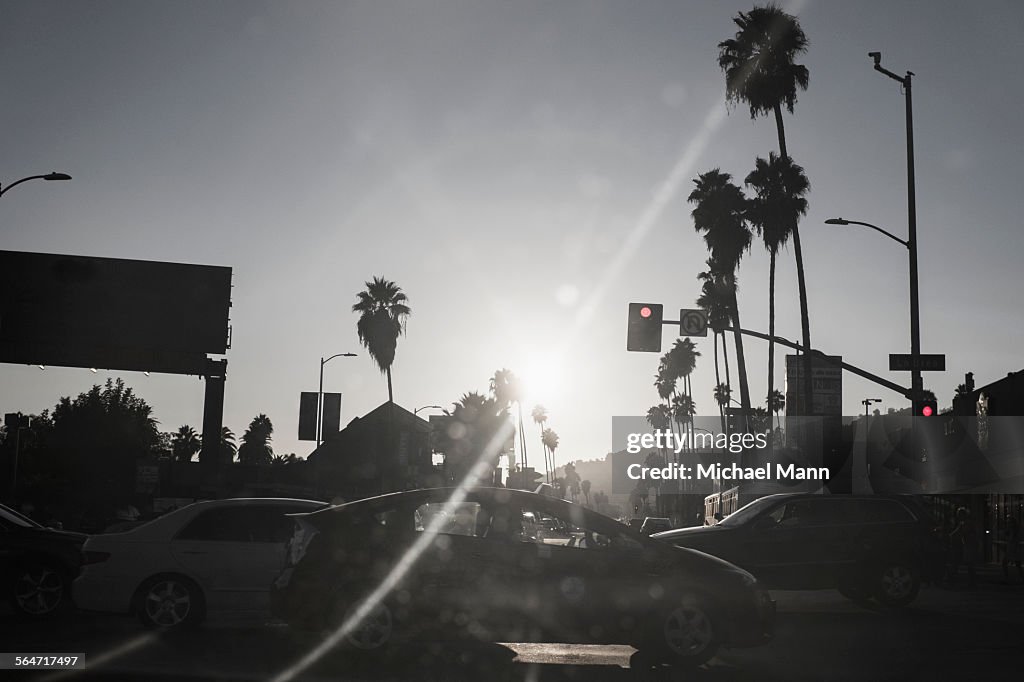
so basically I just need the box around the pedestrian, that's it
[1003,516,1023,584]
[949,507,978,588]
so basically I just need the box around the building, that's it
[306,402,438,502]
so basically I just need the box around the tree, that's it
[746,153,809,404]
[719,4,813,411]
[542,428,560,489]
[689,170,752,429]
[768,389,786,430]
[172,425,202,462]
[490,369,528,470]
[48,379,160,508]
[352,277,411,403]
[531,404,549,481]
[437,391,512,486]
[238,414,274,465]
[697,261,733,409]
[220,426,237,462]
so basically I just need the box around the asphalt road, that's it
[3,584,1023,681]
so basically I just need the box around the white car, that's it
[73,497,323,628]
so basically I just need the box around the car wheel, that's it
[336,596,395,651]
[137,576,205,629]
[873,561,920,607]
[11,562,69,619]
[641,600,719,667]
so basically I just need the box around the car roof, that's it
[186,497,325,509]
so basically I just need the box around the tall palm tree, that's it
[665,338,700,460]
[688,170,752,429]
[490,369,528,470]
[697,261,733,400]
[352,277,411,403]
[238,414,273,465]
[719,5,813,411]
[172,425,201,462]
[745,153,810,403]
[768,389,786,430]
[531,404,549,481]
[541,428,559,484]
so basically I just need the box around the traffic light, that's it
[627,303,663,352]
[918,398,938,417]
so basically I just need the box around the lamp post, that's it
[318,353,357,446]
[0,172,72,198]
[866,51,922,408]
[826,216,920,409]
[414,405,443,416]
[861,398,882,420]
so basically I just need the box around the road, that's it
[3,584,1022,681]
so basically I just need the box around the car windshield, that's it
[0,503,43,529]
[716,496,783,527]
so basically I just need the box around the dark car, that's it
[272,488,774,668]
[654,494,942,607]
[1,503,86,618]
[640,517,673,536]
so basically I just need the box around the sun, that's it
[518,351,565,407]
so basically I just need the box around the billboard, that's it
[785,354,842,417]
[0,250,231,375]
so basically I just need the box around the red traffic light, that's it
[640,306,652,318]
[921,405,933,417]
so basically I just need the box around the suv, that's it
[654,494,942,607]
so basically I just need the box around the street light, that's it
[414,405,443,416]
[827,214,921,409]
[318,352,357,446]
[0,172,72,198]
[866,51,922,409]
[861,398,883,419]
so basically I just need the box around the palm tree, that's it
[490,369,528,470]
[438,391,512,485]
[352,277,411,403]
[719,5,813,411]
[688,170,752,429]
[172,425,201,462]
[697,261,733,400]
[220,426,237,462]
[768,389,786,430]
[238,414,273,465]
[665,338,700,458]
[714,383,732,433]
[746,153,810,402]
[542,428,559,485]
[531,404,549,482]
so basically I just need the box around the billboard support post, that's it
[199,359,227,482]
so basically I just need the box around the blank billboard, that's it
[0,250,231,375]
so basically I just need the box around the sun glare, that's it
[519,352,565,406]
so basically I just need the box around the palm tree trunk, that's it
[774,102,813,418]
[730,286,753,434]
[517,405,528,470]
[386,368,394,403]
[714,333,726,434]
[722,331,732,395]
[767,249,776,407]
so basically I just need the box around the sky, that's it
[2,0,1022,474]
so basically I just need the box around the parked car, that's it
[654,494,943,607]
[1,503,86,619]
[640,517,672,535]
[73,497,324,628]
[272,488,774,667]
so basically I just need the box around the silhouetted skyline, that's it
[2,0,1022,466]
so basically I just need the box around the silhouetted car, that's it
[1,503,86,619]
[654,494,942,607]
[640,517,672,535]
[73,498,324,628]
[272,488,774,667]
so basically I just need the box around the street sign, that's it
[679,309,708,337]
[889,354,945,372]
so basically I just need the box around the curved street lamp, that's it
[414,405,443,416]
[0,172,72,198]
[318,352,357,446]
